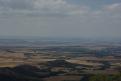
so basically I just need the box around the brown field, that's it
[44,76,83,81]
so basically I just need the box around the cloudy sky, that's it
[0,0,121,38]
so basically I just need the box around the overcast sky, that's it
[0,0,121,38]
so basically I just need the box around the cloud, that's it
[103,3,121,11]
[89,3,121,19]
[0,0,34,11]
[0,1,121,38]
[0,0,88,16]
[0,0,121,17]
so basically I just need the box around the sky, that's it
[0,0,121,38]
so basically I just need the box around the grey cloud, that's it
[0,1,121,38]
[0,0,83,16]
[0,0,121,17]
[0,0,33,10]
